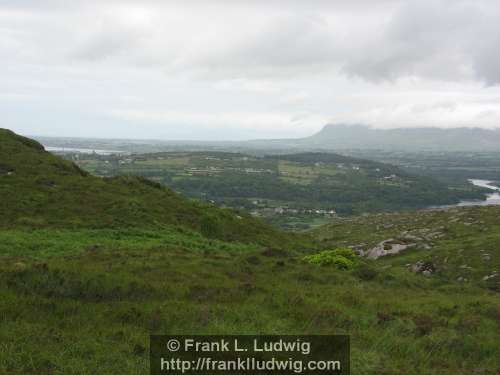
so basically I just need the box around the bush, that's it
[200,214,223,238]
[352,263,378,281]
[6,267,154,301]
[303,248,357,270]
[328,247,357,261]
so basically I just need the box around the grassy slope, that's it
[0,129,300,248]
[0,130,499,374]
[1,221,499,374]
[314,206,500,289]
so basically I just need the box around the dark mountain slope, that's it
[0,129,294,247]
[302,124,500,151]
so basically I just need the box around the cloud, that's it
[53,1,500,85]
[212,79,280,94]
[340,1,483,82]
[3,0,500,83]
[107,108,328,139]
[1,0,500,139]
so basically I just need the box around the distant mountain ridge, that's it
[299,124,500,151]
[33,124,500,153]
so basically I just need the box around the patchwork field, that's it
[66,151,486,229]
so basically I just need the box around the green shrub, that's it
[6,267,154,301]
[352,263,378,281]
[328,247,357,261]
[303,248,357,270]
[200,214,223,238]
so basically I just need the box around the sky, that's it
[1,0,500,140]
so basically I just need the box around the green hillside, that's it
[0,129,296,248]
[1,130,499,374]
[1,207,499,374]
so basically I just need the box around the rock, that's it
[402,234,422,242]
[481,254,491,262]
[349,244,366,257]
[365,239,416,259]
[411,261,435,275]
[482,274,497,281]
[355,249,365,257]
[411,262,423,273]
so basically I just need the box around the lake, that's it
[428,179,500,209]
[45,146,128,155]
[454,179,500,207]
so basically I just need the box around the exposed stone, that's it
[410,260,435,275]
[365,239,416,259]
[481,254,491,261]
[482,274,497,281]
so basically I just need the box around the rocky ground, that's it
[313,206,500,290]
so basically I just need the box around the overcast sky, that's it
[1,0,500,140]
